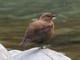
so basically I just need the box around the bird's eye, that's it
[46,15,51,17]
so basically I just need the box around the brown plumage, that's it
[20,13,55,48]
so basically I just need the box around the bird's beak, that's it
[52,15,57,20]
[53,15,57,17]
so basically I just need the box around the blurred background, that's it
[0,0,80,60]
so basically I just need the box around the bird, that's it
[20,13,56,49]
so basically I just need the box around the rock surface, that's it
[0,43,71,60]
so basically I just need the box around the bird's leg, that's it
[40,44,51,49]
[38,45,43,49]
[40,46,44,49]
[39,45,47,49]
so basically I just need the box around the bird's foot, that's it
[39,45,47,49]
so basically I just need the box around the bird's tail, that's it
[20,39,30,47]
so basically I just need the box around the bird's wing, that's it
[26,21,52,35]
[21,21,54,46]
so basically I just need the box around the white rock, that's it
[0,43,71,60]
[11,47,71,60]
[9,50,22,57]
[0,44,14,60]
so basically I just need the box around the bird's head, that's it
[39,13,56,22]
